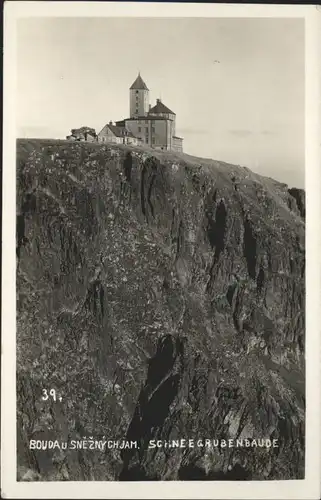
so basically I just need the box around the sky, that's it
[16,17,305,187]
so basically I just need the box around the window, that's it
[152,127,155,133]
[145,127,148,133]
[136,108,138,114]
[152,137,155,144]
[136,90,139,94]
[138,127,141,132]
[145,120,148,124]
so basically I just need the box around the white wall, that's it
[98,125,121,144]
[125,118,174,149]
[130,89,149,117]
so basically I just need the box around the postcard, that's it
[2,2,320,499]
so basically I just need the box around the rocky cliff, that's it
[16,139,305,481]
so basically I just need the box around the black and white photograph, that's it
[2,2,321,499]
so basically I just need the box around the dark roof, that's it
[130,74,149,91]
[149,100,175,115]
[173,136,183,140]
[107,124,135,138]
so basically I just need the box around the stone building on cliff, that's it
[96,122,139,146]
[97,73,183,152]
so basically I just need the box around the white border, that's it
[2,3,321,499]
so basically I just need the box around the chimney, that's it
[149,104,151,111]
[156,99,160,104]
[109,120,113,125]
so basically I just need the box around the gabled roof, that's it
[99,124,136,138]
[108,125,124,137]
[130,73,149,91]
[108,124,136,138]
[148,100,175,116]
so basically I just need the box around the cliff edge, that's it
[16,139,305,481]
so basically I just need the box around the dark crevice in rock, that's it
[176,220,184,258]
[288,188,305,220]
[140,159,158,220]
[210,200,227,263]
[226,283,237,307]
[232,287,242,332]
[170,209,177,247]
[256,266,265,293]
[16,192,38,259]
[205,199,228,295]
[232,312,240,333]
[289,257,294,274]
[147,173,156,219]
[298,332,305,351]
[123,153,132,183]
[16,214,27,259]
[301,260,305,279]
[84,279,105,319]
[140,164,147,217]
[22,192,38,213]
[243,217,257,280]
[119,335,183,480]
[170,210,184,260]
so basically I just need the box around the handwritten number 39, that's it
[42,389,57,401]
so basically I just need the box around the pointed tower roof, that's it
[130,73,149,90]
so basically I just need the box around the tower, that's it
[129,73,149,118]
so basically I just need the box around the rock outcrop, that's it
[16,139,305,481]
[66,126,97,142]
